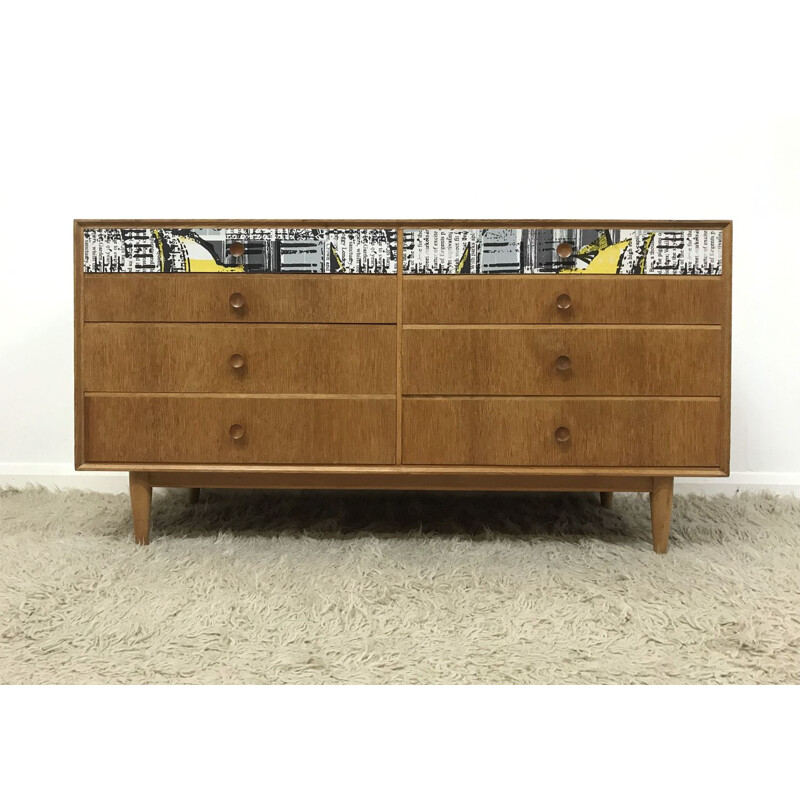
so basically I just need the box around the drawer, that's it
[84,324,396,394]
[403,276,723,325]
[403,326,721,396]
[402,227,723,275]
[84,274,396,323]
[403,398,720,467]
[84,396,395,464]
[83,226,398,274]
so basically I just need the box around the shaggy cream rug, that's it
[1,488,798,684]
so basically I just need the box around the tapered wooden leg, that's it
[600,492,613,509]
[129,471,152,546]
[649,477,674,554]
[189,488,201,504]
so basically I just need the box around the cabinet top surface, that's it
[76,219,732,228]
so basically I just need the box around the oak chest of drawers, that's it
[74,220,732,552]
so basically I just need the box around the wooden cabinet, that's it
[75,220,732,552]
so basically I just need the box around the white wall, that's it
[1,1,799,492]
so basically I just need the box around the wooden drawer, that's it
[403,326,721,396]
[85,396,395,464]
[403,397,720,467]
[84,274,396,323]
[403,276,723,325]
[84,324,395,394]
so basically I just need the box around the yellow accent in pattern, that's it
[569,231,658,274]
[153,229,166,272]
[331,245,345,273]
[179,235,244,272]
[575,230,613,260]
[188,258,244,273]
[564,240,628,273]
[456,243,470,274]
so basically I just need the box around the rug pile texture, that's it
[1,488,798,684]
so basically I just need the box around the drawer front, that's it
[83,227,398,274]
[85,396,395,464]
[84,324,396,394]
[403,398,720,467]
[84,274,396,323]
[403,228,722,275]
[403,326,721,396]
[404,276,723,325]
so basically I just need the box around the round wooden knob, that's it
[230,353,245,370]
[229,292,245,309]
[555,355,571,371]
[555,426,571,443]
[556,293,572,310]
[229,424,245,440]
[229,241,245,257]
[557,242,573,259]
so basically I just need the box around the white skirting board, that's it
[0,464,798,496]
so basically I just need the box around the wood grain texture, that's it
[85,395,395,465]
[403,397,721,467]
[73,220,732,506]
[650,476,674,553]
[720,222,733,474]
[83,323,395,394]
[74,221,84,467]
[403,326,722,396]
[396,230,404,464]
[129,472,152,545]
[79,463,728,477]
[84,274,396,323]
[404,276,724,325]
[147,471,653,492]
[77,219,731,230]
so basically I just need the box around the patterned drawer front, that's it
[403,398,721,467]
[404,228,722,275]
[84,274,396,323]
[403,276,723,325]
[403,327,722,397]
[84,228,398,274]
[85,396,395,465]
[84,324,396,394]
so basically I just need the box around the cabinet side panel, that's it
[720,221,733,474]
[73,221,84,467]
[396,230,404,464]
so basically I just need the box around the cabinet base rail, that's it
[127,470,675,553]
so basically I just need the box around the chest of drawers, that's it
[74,220,731,552]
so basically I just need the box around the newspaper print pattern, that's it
[404,229,723,275]
[83,228,398,274]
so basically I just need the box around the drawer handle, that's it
[229,241,245,257]
[230,353,245,370]
[229,424,245,441]
[556,293,572,311]
[229,292,245,309]
[555,426,571,443]
[556,241,573,259]
[555,355,571,371]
